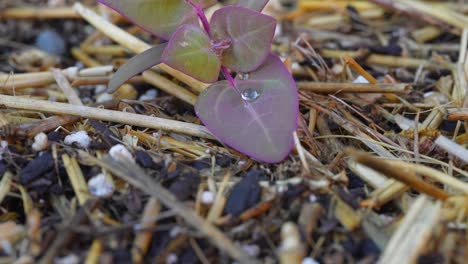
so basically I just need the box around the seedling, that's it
[97,0,298,163]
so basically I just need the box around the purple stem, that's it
[186,0,241,97]
[222,66,242,97]
[186,0,211,36]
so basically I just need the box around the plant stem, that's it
[221,66,242,97]
[187,0,211,36]
[186,0,243,99]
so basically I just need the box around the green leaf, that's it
[97,0,197,40]
[210,6,276,72]
[108,43,167,93]
[162,25,221,83]
[193,0,218,8]
[236,0,269,11]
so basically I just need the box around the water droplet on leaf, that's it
[241,88,260,102]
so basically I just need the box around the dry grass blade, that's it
[132,198,161,263]
[298,82,410,94]
[378,196,442,264]
[348,149,451,200]
[51,69,83,105]
[0,171,12,205]
[0,94,213,139]
[62,154,91,205]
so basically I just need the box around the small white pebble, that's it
[277,184,288,193]
[302,257,320,264]
[309,194,317,203]
[109,144,134,162]
[291,62,301,71]
[1,240,13,255]
[63,66,79,80]
[166,253,178,264]
[0,140,8,160]
[88,173,114,198]
[54,254,80,264]
[274,24,282,38]
[242,244,260,257]
[122,134,138,147]
[94,84,107,94]
[170,226,184,238]
[96,92,113,103]
[352,75,369,84]
[138,89,158,101]
[378,214,394,225]
[64,131,91,148]
[32,132,49,151]
[201,191,215,205]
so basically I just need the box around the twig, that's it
[298,82,410,94]
[0,67,114,90]
[299,1,379,12]
[71,48,101,67]
[378,196,441,264]
[0,94,213,139]
[62,154,92,205]
[434,136,468,164]
[448,108,468,120]
[132,198,161,263]
[321,49,452,70]
[51,69,83,106]
[1,7,80,19]
[7,100,119,138]
[348,149,451,200]
[369,0,451,29]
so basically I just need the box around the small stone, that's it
[109,144,134,162]
[138,89,158,101]
[35,30,66,56]
[302,257,320,264]
[19,152,54,184]
[32,132,49,151]
[0,140,8,161]
[166,253,178,264]
[352,75,369,84]
[224,170,262,217]
[64,131,91,148]
[96,92,113,103]
[54,254,80,264]
[242,244,260,257]
[201,191,215,205]
[135,150,155,168]
[88,173,114,198]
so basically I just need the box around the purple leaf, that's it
[210,6,276,72]
[195,54,298,163]
[96,0,197,40]
[235,0,269,11]
[108,43,167,93]
[162,24,221,83]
